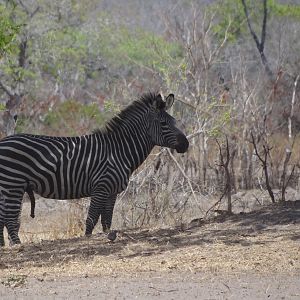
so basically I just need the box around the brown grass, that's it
[0,201,299,280]
[18,200,87,244]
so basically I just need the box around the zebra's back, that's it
[0,133,107,199]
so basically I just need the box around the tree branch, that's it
[167,148,203,212]
[215,136,233,214]
[250,132,275,203]
[261,0,267,51]
[241,0,261,51]
[17,0,40,18]
[241,0,273,79]
[0,80,13,98]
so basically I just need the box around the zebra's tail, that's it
[0,190,5,246]
[26,186,35,218]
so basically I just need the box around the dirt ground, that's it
[0,201,299,299]
[0,273,299,300]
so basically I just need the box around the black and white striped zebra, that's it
[0,92,189,246]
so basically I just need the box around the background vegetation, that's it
[1,0,300,232]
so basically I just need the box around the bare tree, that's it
[241,0,273,80]
[280,74,299,202]
[250,132,275,203]
[216,136,236,214]
[0,1,40,137]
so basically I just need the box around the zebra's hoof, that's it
[107,230,117,242]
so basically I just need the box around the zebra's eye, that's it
[160,121,168,126]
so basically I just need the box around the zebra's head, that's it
[148,94,189,153]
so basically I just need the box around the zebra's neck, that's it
[98,110,154,173]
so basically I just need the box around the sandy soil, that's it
[0,201,299,299]
[1,273,299,300]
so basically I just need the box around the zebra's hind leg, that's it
[6,220,21,245]
[2,190,24,246]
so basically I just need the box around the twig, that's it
[205,189,227,218]
[167,149,203,212]
[120,232,138,241]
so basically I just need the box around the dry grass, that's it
[17,192,209,244]
[17,199,87,244]
[0,201,299,280]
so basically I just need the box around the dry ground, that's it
[0,201,299,299]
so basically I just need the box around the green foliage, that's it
[43,100,108,135]
[0,0,101,100]
[98,25,183,72]
[119,28,183,70]
[211,0,300,42]
[44,100,105,124]
[1,2,183,100]
[208,106,232,138]
[103,100,120,114]
[210,0,246,42]
[0,103,6,111]
[36,28,89,83]
[269,0,300,18]
[0,5,20,57]
[15,116,31,134]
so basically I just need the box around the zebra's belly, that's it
[32,173,92,200]
[37,189,91,200]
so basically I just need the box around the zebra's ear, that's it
[165,94,174,110]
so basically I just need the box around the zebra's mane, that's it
[93,92,164,134]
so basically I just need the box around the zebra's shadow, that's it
[0,226,205,271]
[1,201,299,272]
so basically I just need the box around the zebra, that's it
[0,92,189,246]
[26,184,36,218]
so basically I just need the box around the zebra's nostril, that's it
[175,135,189,153]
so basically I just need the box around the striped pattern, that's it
[0,93,189,246]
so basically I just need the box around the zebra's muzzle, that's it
[175,134,189,153]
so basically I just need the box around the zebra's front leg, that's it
[85,197,102,236]
[100,194,117,233]
[100,194,117,241]
[85,193,117,240]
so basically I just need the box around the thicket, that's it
[1,0,300,228]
